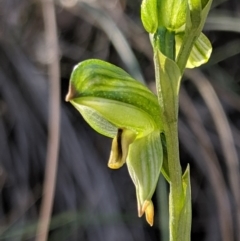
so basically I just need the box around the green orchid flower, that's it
[66,59,163,226]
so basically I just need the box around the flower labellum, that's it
[108,128,137,169]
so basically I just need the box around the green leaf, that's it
[141,0,158,33]
[201,0,213,24]
[188,0,202,29]
[176,32,212,68]
[127,131,163,226]
[156,50,182,122]
[178,165,192,241]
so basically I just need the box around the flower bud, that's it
[141,0,187,33]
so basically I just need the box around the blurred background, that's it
[0,0,239,240]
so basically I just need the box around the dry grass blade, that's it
[36,0,60,240]
[205,15,240,32]
[185,69,240,240]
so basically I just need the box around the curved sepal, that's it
[127,131,163,226]
[66,59,161,129]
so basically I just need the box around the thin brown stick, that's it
[36,0,60,241]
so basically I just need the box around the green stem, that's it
[155,27,175,61]
[158,175,169,241]
[154,28,183,241]
[164,120,183,241]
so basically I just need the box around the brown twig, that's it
[36,0,60,241]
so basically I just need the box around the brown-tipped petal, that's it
[108,128,136,169]
[144,200,154,226]
[65,84,77,102]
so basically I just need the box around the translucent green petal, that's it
[176,32,212,68]
[127,131,163,224]
[71,100,117,138]
[71,97,156,138]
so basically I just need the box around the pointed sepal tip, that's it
[65,84,76,102]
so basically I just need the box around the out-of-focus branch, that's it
[180,87,234,241]
[36,0,60,241]
[186,69,240,241]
